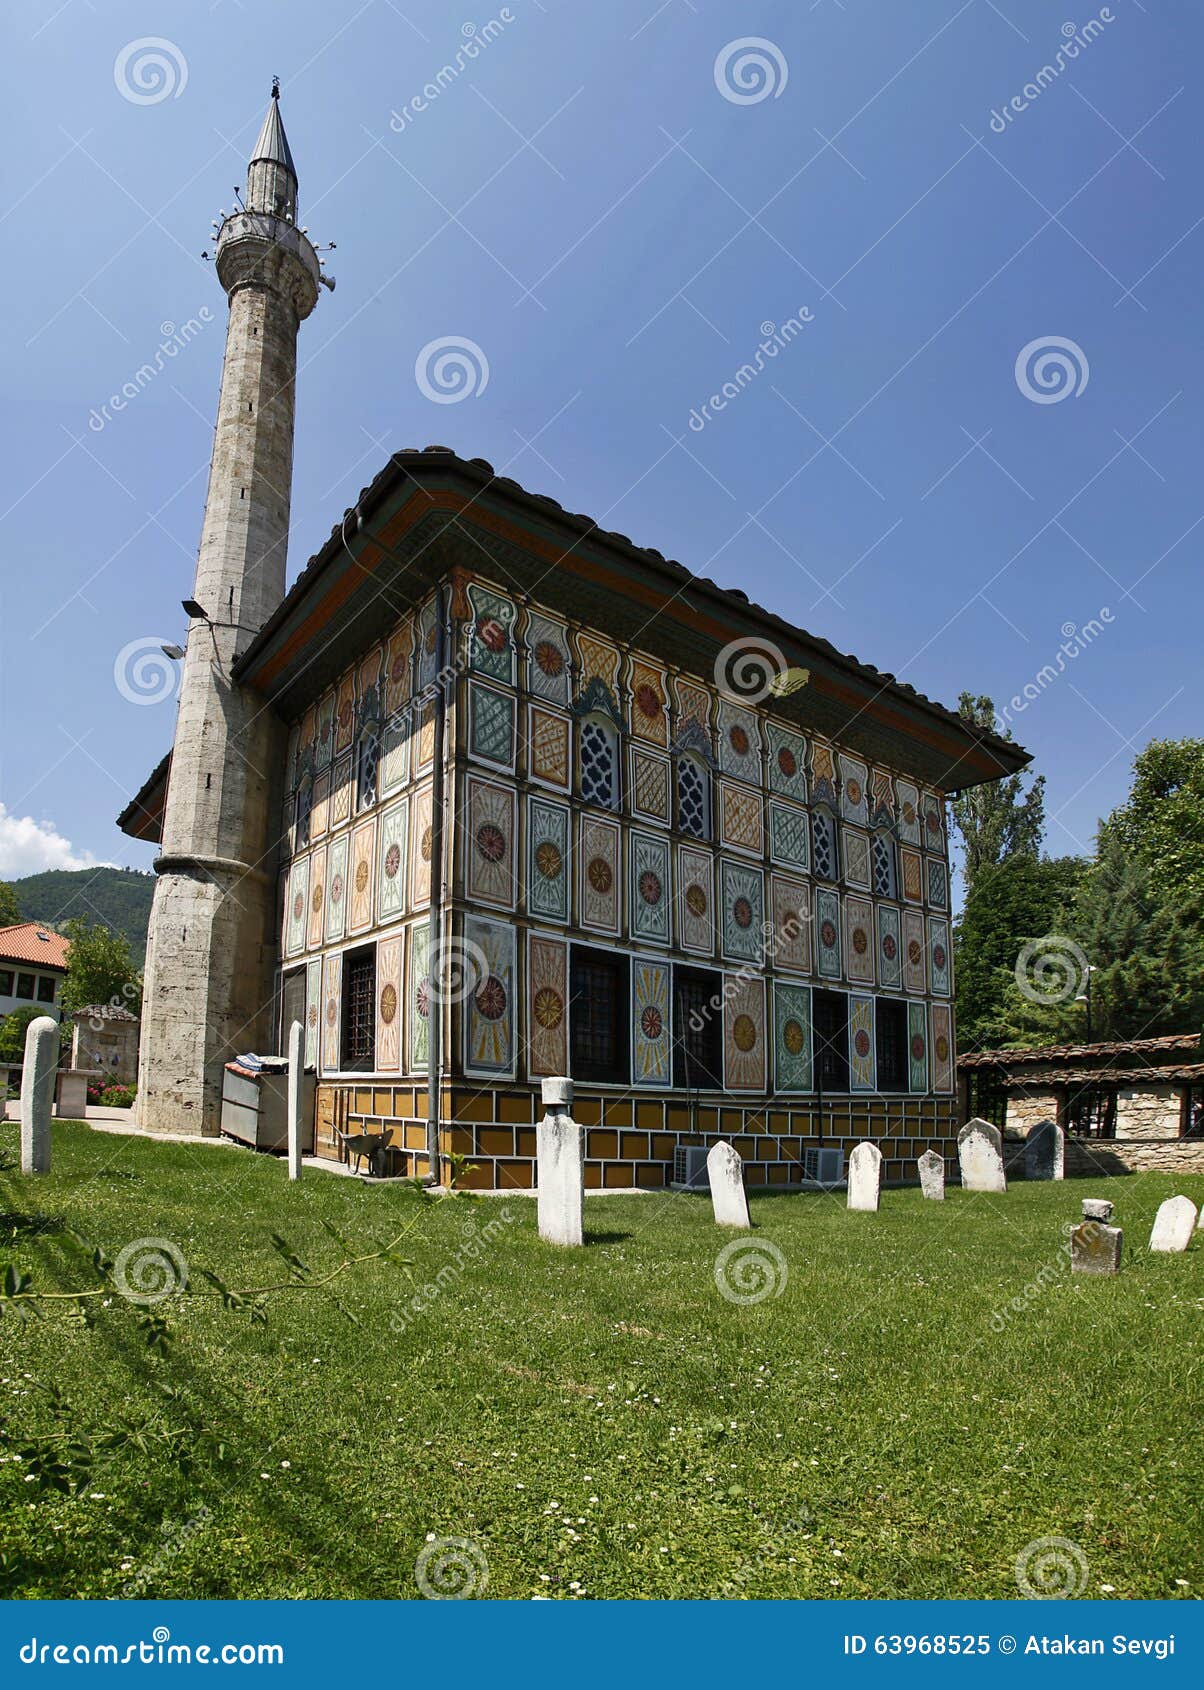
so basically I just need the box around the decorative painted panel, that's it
[379,712,410,797]
[928,917,951,997]
[467,581,516,684]
[410,786,433,910]
[676,845,714,955]
[896,779,921,844]
[632,958,671,1088]
[719,782,763,855]
[464,916,517,1079]
[325,834,348,943]
[845,895,875,987]
[306,845,327,952]
[628,658,669,746]
[377,799,409,923]
[528,936,568,1076]
[529,705,570,790]
[526,612,571,706]
[810,741,838,808]
[724,975,767,1092]
[384,620,413,715]
[849,994,876,1091]
[876,903,902,991]
[838,754,869,826]
[349,820,376,933]
[468,681,516,770]
[310,768,330,839]
[931,1003,953,1092]
[578,815,620,935]
[334,672,356,756]
[900,846,923,904]
[673,675,711,733]
[574,631,620,697]
[631,748,671,825]
[414,697,436,772]
[321,951,342,1071]
[870,768,895,827]
[465,778,517,911]
[902,909,926,995]
[774,982,812,1093]
[313,694,334,773]
[769,801,810,873]
[304,958,320,1068]
[716,702,761,784]
[630,830,671,944]
[767,723,808,801]
[415,597,439,693]
[720,860,764,965]
[842,827,871,890]
[926,856,949,911]
[376,933,403,1071]
[769,875,810,974]
[527,798,569,923]
[408,922,430,1072]
[286,857,308,957]
[330,754,352,830]
[815,887,841,980]
[908,1000,928,1093]
[921,791,945,852]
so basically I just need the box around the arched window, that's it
[811,809,837,881]
[356,722,380,812]
[294,777,313,849]
[676,753,710,840]
[872,830,898,899]
[579,714,620,811]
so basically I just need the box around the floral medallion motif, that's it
[908,938,923,966]
[685,883,707,917]
[932,943,947,971]
[854,1028,871,1059]
[851,925,868,955]
[420,825,433,862]
[782,1017,805,1056]
[881,933,897,961]
[587,856,613,894]
[384,843,401,880]
[911,1033,926,1061]
[475,974,508,1022]
[293,893,303,921]
[311,884,323,914]
[638,869,662,906]
[733,896,753,930]
[634,682,661,721]
[845,777,862,806]
[777,746,797,778]
[640,1004,663,1040]
[534,640,565,677]
[533,987,563,1030]
[355,859,370,895]
[729,723,750,757]
[935,1033,950,1062]
[379,983,398,1025]
[535,841,562,880]
[476,822,506,863]
[820,919,837,949]
[732,1013,757,1053]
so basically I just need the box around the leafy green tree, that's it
[60,916,142,1020]
[0,1005,48,1064]
[1108,738,1204,907]
[955,854,1087,1050]
[949,693,1046,895]
[0,883,19,927]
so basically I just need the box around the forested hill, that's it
[7,868,155,962]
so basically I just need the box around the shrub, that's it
[99,1084,137,1108]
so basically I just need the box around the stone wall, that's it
[1114,1083,1181,1139]
[1064,1136,1204,1177]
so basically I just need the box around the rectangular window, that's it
[811,811,837,881]
[16,973,35,1001]
[672,965,723,1090]
[0,970,13,996]
[1063,1085,1116,1139]
[569,946,628,1083]
[340,946,376,1072]
[812,988,849,1091]
[872,833,897,899]
[875,998,907,1089]
[36,976,56,1003]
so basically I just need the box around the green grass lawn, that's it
[1,1119,1201,1601]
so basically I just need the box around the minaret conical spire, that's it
[246,78,298,218]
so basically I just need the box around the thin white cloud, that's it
[0,803,113,878]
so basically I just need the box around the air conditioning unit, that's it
[672,1145,710,1190]
[804,1147,844,1186]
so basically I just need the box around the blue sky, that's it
[1,0,1199,886]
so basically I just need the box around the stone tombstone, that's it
[957,1118,1007,1194]
[1148,1194,1198,1254]
[917,1148,945,1201]
[536,1077,584,1247]
[20,1015,59,1176]
[1082,1197,1114,1222]
[286,1020,305,1182]
[1025,1118,1065,1182]
[847,1141,882,1213]
[1071,1218,1122,1276]
[706,1140,751,1229]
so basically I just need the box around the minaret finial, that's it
[271,75,280,100]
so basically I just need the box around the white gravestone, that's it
[1148,1194,1198,1254]
[917,1148,945,1200]
[847,1141,882,1213]
[957,1118,1007,1194]
[287,1019,304,1182]
[707,1140,751,1229]
[1024,1118,1064,1182]
[537,1077,584,1247]
[20,1015,58,1175]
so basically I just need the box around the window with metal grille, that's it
[1063,1084,1117,1138]
[341,946,376,1072]
[1182,1085,1204,1139]
[965,1066,1008,1133]
[569,946,628,1082]
[872,832,897,899]
[812,810,837,881]
[672,966,723,1090]
[579,716,619,810]
[875,998,907,1089]
[813,988,849,1091]
[676,755,710,839]
[294,778,312,848]
[356,725,380,812]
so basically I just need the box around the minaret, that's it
[138,85,325,1136]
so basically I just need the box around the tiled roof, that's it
[116,751,170,842]
[998,1062,1204,1088]
[71,1003,138,1022]
[959,1032,1201,1069]
[0,923,71,969]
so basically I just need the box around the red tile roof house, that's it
[0,923,70,1022]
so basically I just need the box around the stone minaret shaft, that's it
[138,88,322,1136]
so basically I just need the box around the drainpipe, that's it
[426,580,447,1186]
